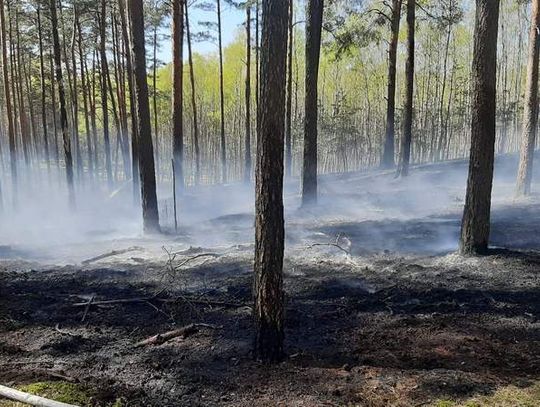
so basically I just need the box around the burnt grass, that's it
[1,163,540,405]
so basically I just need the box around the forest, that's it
[0,0,539,405]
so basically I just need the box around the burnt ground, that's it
[1,160,540,406]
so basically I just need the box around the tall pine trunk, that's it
[128,0,160,233]
[459,0,500,255]
[516,0,540,197]
[381,0,402,169]
[285,0,293,178]
[0,0,17,204]
[254,0,288,364]
[37,7,50,172]
[100,0,113,188]
[118,0,140,203]
[172,0,185,194]
[244,5,252,184]
[396,0,415,178]
[301,0,324,206]
[185,1,200,185]
[50,0,75,207]
[217,0,227,183]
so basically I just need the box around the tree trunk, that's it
[459,0,500,255]
[516,0,540,197]
[285,0,293,178]
[128,0,160,233]
[302,0,324,206]
[100,0,113,188]
[37,7,50,172]
[244,5,252,184]
[0,0,17,204]
[396,0,415,178]
[50,0,75,207]
[381,0,402,169]
[118,0,140,203]
[254,0,288,364]
[217,0,227,183]
[172,0,185,194]
[185,1,200,185]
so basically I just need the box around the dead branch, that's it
[80,295,94,323]
[72,296,249,309]
[307,243,351,255]
[0,384,78,407]
[133,323,221,348]
[54,324,79,338]
[81,246,143,265]
[174,253,220,269]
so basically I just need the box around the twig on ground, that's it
[133,323,221,348]
[54,324,79,338]
[81,295,94,323]
[307,243,351,255]
[81,247,143,265]
[72,296,249,309]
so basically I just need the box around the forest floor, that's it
[1,156,540,406]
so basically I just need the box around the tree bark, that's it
[516,0,540,197]
[50,0,75,207]
[396,0,415,178]
[381,0,402,169]
[0,0,17,204]
[217,0,227,183]
[100,0,113,188]
[118,0,140,203]
[302,0,324,206]
[285,0,293,178]
[460,0,500,255]
[244,5,252,184]
[37,7,51,172]
[128,0,161,233]
[172,0,185,194]
[185,1,200,185]
[254,0,288,363]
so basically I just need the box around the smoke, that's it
[0,151,536,263]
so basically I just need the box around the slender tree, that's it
[302,0,324,206]
[285,0,293,178]
[253,0,289,363]
[118,0,140,202]
[244,3,252,183]
[50,0,75,207]
[396,0,415,178]
[460,0,500,255]
[185,1,200,185]
[128,0,161,233]
[0,0,17,204]
[217,0,227,183]
[100,0,113,188]
[381,0,402,169]
[516,0,540,197]
[172,0,185,194]
[37,7,50,172]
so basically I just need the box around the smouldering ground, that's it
[1,156,539,406]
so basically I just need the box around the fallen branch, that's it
[54,324,79,338]
[72,296,249,309]
[80,295,94,323]
[0,384,79,407]
[307,243,351,255]
[81,247,142,265]
[133,323,220,348]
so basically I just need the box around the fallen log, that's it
[0,384,79,407]
[133,323,220,348]
[81,247,142,265]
